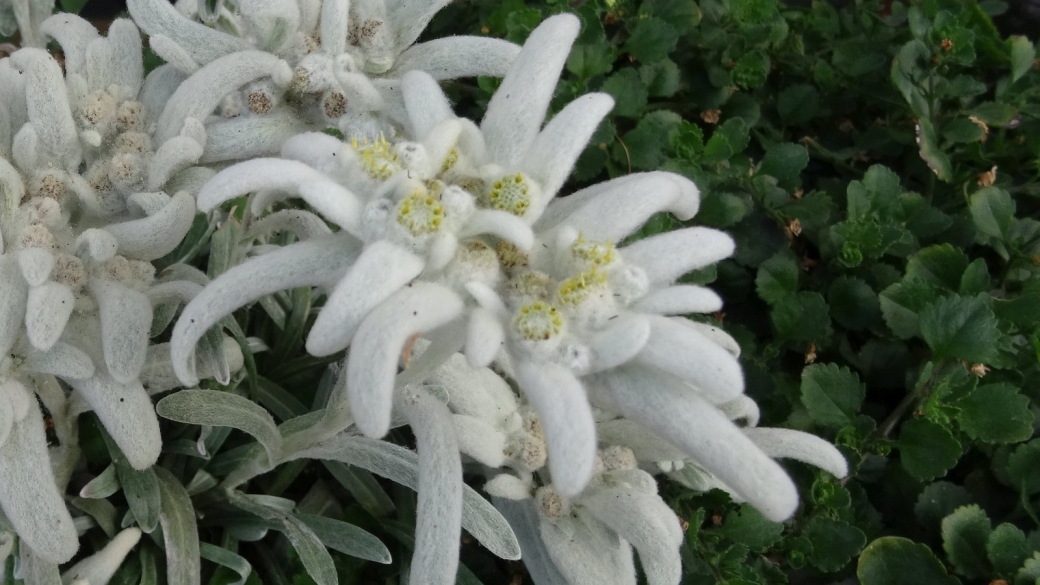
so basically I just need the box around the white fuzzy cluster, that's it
[163,13,850,585]
[0,16,240,568]
[2,5,848,585]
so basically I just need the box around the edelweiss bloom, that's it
[0,20,238,563]
[127,0,520,158]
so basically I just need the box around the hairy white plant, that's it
[126,0,520,158]
[0,18,238,565]
[0,0,50,47]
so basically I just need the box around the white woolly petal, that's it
[347,283,464,438]
[465,308,504,369]
[635,315,743,404]
[319,0,348,55]
[597,366,799,522]
[104,191,196,260]
[718,395,760,426]
[0,158,25,216]
[743,427,849,479]
[582,489,682,585]
[633,285,724,316]
[60,527,142,585]
[198,159,363,234]
[25,57,80,167]
[140,64,188,122]
[429,353,514,423]
[485,474,531,500]
[25,282,75,351]
[425,233,457,273]
[386,0,450,49]
[523,93,614,207]
[540,180,694,243]
[67,374,161,470]
[127,0,249,66]
[395,387,463,585]
[12,123,40,173]
[481,14,579,167]
[464,281,509,318]
[107,19,144,96]
[39,14,100,76]
[392,36,521,81]
[620,228,735,288]
[202,109,308,163]
[595,419,686,462]
[147,136,203,190]
[0,393,10,447]
[680,320,741,358]
[155,51,290,144]
[279,131,345,175]
[402,70,455,140]
[0,399,79,564]
[453,413,507,467]
[85,37,117,93]
[1,379,31,422]
[18,247,53,286]
[90,280,153,383]
[587,314,651,374]
[0,257,29,356]
[76,229,119,262]
[537,172,700,234]
[171,235,358,385]
[539,513,637,585]
[307,241,424,356]
[245,209,332,241]
[20,342,95,380]
[458,210,534,251]
[514,360,596,497]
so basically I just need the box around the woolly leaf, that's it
[156,467,201,585]
[157,389,282,465]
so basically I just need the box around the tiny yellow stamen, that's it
[514,300,563,342]
[395,188,445,236]
[440,148,460,174]
[571,234,616,268]
[557,269,609,306]
[350,135,400,179]
[484,172,532,216]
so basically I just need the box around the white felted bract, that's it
[104,192,197,260]
[743,427,849,479]
[539,512,637,585]
[514,360,597,497]
[634,315,744,404]
[347,282,464,438]
[306,241,425,356]
[60,527,142,585]
[0,399,78,564]
[390,36,521,81]
[396,387,463,585]
[127,0,249,68]
[581,488,682,585]
[465,308,504,368]
[481,14,579,167]
[18,247,53,286]
[620,228,736,288]
[67,374,161,470]
[20,343,95,380]
[633,285,724,316]
[171,235,359,385]
[90,280,152,384]
[596,366,799,522]
[0,258,29,356]
[25,281,75,351]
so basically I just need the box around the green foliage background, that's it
[11,0,1040,583]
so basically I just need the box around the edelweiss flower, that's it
[0,21,239,563]
[127,0,520,157]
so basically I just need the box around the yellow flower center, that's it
[557,269,609,306]
[485,173,532,216]
[514,301,563,342]
[440,148,460,174]
[571,234,616,268]
[351,135,400,180]
[395,189,445,236]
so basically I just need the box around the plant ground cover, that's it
[3,0,1040,583]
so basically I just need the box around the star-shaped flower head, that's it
[167,14,604,442]
[126,0,521,157]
